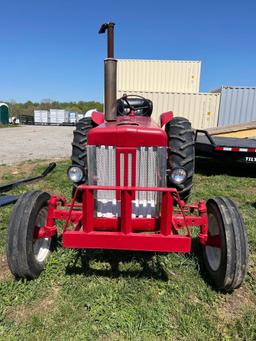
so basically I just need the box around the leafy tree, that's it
[6,100,103,118]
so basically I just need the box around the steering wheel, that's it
[120,94,151,115]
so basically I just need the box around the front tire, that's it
[202,197,248,292]
[7,190,54,280]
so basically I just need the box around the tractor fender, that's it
[160,111,173,128]
[91,111,105,125]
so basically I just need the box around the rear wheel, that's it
[71,117,94,169]
[202,197,248,292]
[71,117,94,200]
[7,190,55,280]
[165,117,195,201]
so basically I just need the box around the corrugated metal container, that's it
[34,110,41,123]
[117,59,201,93]
[69,112,77,124]
[34,110,49,124]
[117,90,220,129]
[211,86,256,127]
[49,109,69,124]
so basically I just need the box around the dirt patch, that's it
[6,286,60,324]
[216,286,256,325]
[0,125,74,165]
[0,255,11,282]
[0,161,50,182]
[247,254,256,280]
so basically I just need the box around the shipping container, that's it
[49,109,69,124]
[211,86,256,127]
[117,59,201,93]
[69,112,77,124]
[117,90,220,129]
[0,103,9,125]
[34,110,49,124]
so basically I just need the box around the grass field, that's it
[0,160,256,340]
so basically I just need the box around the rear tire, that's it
[202,197,248,292]
[71,117,94,200]
[7,190,54,280]
[165,117,195,201]
[71,117,94,169]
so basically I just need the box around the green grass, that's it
[0,160,256,340]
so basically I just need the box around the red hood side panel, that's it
[87,116,167,147]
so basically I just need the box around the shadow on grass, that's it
[188,238,213,288]
[251,202,256,209]
[65,239,215,286]
[195,157,256,178]
[65,249,170,281]
[65,239,226,292]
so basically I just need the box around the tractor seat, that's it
[117,96,153,117]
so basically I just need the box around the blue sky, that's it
[0,0,255,103]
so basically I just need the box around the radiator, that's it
[87,145,167,217]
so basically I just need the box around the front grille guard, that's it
[38,185,208,252]
[69,185,180,235]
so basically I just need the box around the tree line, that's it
[6,100,103,117]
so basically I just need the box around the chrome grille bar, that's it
[87,145,167,217]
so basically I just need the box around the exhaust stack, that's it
[99,22,117,121]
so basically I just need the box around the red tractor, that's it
[7,23,248,292]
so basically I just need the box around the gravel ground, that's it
[0,125,74,165]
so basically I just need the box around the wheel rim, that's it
[33,207,51,263]
[205,212,221,271]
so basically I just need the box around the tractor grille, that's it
[87,145,167,217]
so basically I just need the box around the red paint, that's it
[40,186,209,253]
[91,111,105,125]
[87,116,167,147]
[215,146,256,153]
[93,217,158,231]
[160,111,173,127]
[121,190,132,234]
[36,225,57,239]
[63,231,192,252]
[160,191,173,236]
[116,148,136,200]
[34,196,59,239]
[82,189,94,232]
[197,200,208,245]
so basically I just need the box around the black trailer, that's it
[195,130,256,164]
[0,163,56,208]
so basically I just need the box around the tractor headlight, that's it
[67,166,84,183]
[170,168,187,185]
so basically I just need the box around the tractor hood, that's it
[87,116,167,147]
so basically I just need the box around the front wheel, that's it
[7,190,55,280]
[202,197,248,292]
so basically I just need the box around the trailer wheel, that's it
[71,117,94,200]
[165,117,195,200]
[203,197,248,292]
[7,190,54,280]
